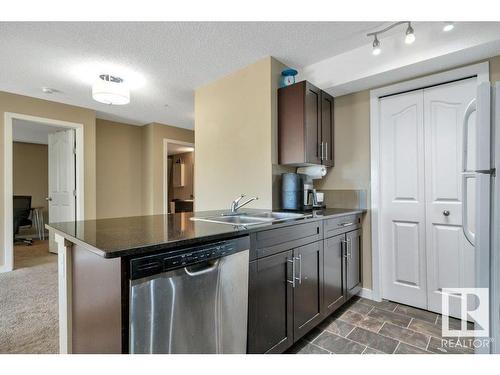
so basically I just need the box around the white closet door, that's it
[424,78,476,318]
[48,129,76,224]
[380,90,428,308]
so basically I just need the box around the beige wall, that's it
[97,119,194,218]
[271,59,296,210]
[142,123,194,215]
[96,119,143,219]
[490,55,500,82]
[316,54,500,290]
[0,91,96,270]
[195,57,286,211]
[315,91,372,288]
[13,142,49,223]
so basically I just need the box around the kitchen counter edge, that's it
[46,208,366,259]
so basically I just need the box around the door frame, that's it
[2,113,84,272]
[369,62,489,302]
[162,138,195,214]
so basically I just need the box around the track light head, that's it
[443,22,454,32]
[405,23,416,44]
[372,36,381,55]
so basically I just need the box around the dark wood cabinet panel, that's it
[278,81,334,167]
[247,250,294,354]
[293,241,323,340]
[323,234,345,315]
[305,83,322,165]
[346,229,362,296]
[324,214,361,239]
[278,81,306,165]
[321,91,334,167]
[254,221,322,260]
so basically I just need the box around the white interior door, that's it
[424,79,476,318]
[48,129,76,225]
[380,90,428,308]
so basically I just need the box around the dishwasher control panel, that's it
[129,236,249,280]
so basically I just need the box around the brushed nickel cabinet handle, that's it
[338,222,354,227]
[287,258,296,288]
[294,255,302,285]
[342,239,349,258]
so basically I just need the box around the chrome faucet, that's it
[230,194,259,213]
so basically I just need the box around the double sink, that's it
[191,211,310,226]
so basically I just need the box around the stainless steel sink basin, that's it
[191,211,309,226]
[246,212,308,221]
[191,215,273,226]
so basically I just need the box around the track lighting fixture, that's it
[372,35,381,56]
[367,21,416,55]
[405,23,415,44]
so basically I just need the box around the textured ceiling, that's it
[0,22,385,129]
[12,119,67,144]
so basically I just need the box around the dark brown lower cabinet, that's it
[322,234,345,315]
[247,250,294,354]
[292,241,323,340]
[346,229,362,297]
[247,217,362,354]
[247,241,323,354]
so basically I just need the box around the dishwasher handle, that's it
[184,259,220,276]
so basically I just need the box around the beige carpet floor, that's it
[0,240,58,353]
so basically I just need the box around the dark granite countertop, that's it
[46,208,365,259]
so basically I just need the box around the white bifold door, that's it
[380,78,476,317]
[48,129,76,225]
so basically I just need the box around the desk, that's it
[30,207,45,240]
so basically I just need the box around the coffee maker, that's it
[281,173,323,211]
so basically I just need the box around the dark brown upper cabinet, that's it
[278,81,334,167]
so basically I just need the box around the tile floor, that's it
[287,296,475,354]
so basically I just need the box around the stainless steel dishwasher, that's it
[129,236,249,354]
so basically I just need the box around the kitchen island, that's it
[47,208,364,354]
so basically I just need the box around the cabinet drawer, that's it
[253,221,322,260]
[324,214,361,238]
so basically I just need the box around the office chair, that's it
[13,195,33,246]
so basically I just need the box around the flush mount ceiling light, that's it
[443,22,455,32]
[367,21,416,55]
[92,74,130,105]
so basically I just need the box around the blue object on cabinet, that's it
[281,68,298,87]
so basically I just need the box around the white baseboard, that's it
[358,288,375,301]
[0,264,12,273]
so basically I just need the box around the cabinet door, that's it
[293,241,323,340]
[321,91,334,167]
[346,229,362,296]
[323,234,345,315]
[305,82,322,165]
[247,250,294,354]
